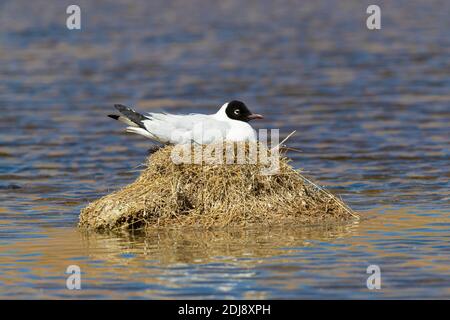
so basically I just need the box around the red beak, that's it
[247,113,264,120]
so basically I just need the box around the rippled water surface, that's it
[0,0,449,299]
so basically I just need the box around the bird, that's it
[108,100,264,145]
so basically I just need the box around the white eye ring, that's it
[234,109,240,115]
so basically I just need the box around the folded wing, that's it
[143,113,230,144]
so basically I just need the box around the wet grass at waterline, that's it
[79,142,358,231]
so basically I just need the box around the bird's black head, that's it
[225,100,263,122]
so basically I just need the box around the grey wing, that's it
[142,113,230,144]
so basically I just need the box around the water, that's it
[0,0,449,299]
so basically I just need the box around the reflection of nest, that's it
[80,222,360,265]
[79,143,358,231]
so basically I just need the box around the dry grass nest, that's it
[79,142,359,231]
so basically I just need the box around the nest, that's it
[79,142,358,231]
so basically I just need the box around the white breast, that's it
[224,121,257,142]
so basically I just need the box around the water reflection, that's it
[81,222,360,264]
[1,221,359,299]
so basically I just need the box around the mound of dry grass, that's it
[79,142,358,231]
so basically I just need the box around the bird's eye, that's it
[234,109,240,115]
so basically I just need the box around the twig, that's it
[294,170,360,220]
[280,146,303,154]
[271,130,297,152]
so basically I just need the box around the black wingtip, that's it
[112,104,147,129]
[108,114,120,120]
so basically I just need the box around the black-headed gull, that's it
[108,100,263,145]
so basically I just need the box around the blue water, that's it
[0,0,449,299]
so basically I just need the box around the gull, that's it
[108,100,263,145]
